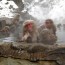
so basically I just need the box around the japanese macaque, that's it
[0,26,10,36]
[10,14,21,42]
[45,19,56,35]
[0,26,10,32]
[12,14,20,25]
[38,19,57,45]
[22,20,38,43]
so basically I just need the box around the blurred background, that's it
[0,0,65,44]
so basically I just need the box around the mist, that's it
[0,0,65,43]
[0,0,65,24]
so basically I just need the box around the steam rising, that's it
[23,0,65,24]
[0,0,65,24]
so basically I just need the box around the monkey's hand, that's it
[22,33,30,41]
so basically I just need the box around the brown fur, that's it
[38,19,57,45]
[22,20,38,43]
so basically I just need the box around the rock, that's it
[0,42,65,64]
[39,61,58,65]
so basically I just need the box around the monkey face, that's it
[25,23,33,32]
[45,20,53,29]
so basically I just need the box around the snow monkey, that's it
[38,19,57,45]
[22,20,38,43]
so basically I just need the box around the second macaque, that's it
[22,20,38,43]
[38,19,57,45]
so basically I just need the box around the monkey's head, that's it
[12,14,20,25]
[23,20,37,34]
[45,19,54,29]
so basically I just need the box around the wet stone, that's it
[0,42,65,65]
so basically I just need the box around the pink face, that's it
[25,23,33,31]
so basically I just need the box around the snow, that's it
[0,0,18,18]
[0,0,65,23]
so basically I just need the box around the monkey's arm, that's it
[22,32,31,41]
